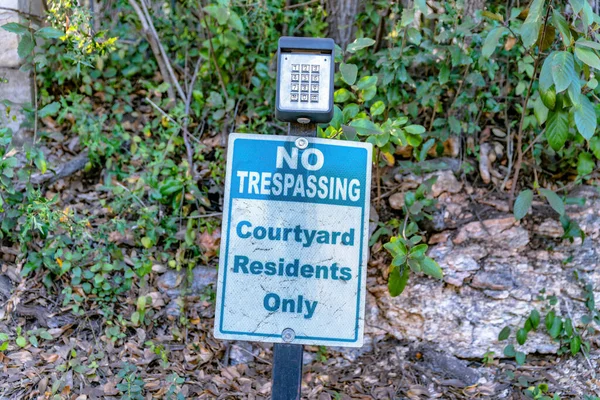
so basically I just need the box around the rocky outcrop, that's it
[371,182,600,359]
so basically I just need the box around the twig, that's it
[128,0,177,102]
[138,0,186,101]
[508,6,552,208]
[182,57,203,180]
[115,182,146,208]
[376,149,381,210]
[231,343,272,365]
[183,212,222,219]
[284,0,319,9]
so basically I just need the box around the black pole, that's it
[271,121,316,400]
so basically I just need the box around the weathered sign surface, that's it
[214,133,372,347]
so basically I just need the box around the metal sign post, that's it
[271,121,316,400]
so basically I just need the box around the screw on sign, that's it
[213,37,372,400]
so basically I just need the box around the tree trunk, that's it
[463,0,485,18]
[326,0,362,50]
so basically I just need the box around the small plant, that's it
[482,350,496,366]
[117,363,145,400]
[383,179,443,296]
[524,382,560,400]
[165,373,185,400]
[316,345,328,363]
[499,280,600,365]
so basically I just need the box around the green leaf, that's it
[517,328,528,345]
[549,317,562,338]
[0,333,8,342]
[590,137,600,159]
[392,254,407,266]
[551,51,577,93]
[539,188,565,216]
[539,53,555,92]
[545,110,569,151]
[17,33,34,59]
[339,63,358,85]
[370,100,385,117]
[349,119,381,136]
[552,10,572,47]
[346,38,376,53]
[573,94,596,140]
[438,64,450,85]
[400,8,415,27]
[141,237,153,249]
[409,243,428,259]
[404,124,425,134]
[520,0,545,49]
[498,326,511,341]
[355,75,377,90]
[533,96,549,124]
[482,27,508,59]
[38,102,60,118]
[545,311,555,331]
[29,336,38,347]
[39,330,53,340]
[514,190,533,220]
[515,351,526,365]
[35,27,64,39]
[228,11,244,32]
[575,39,600,51]
[2,22,28,35]
[574,46,600,70]
[16,336,27,348]
[204,5,230,25]
[504,344,516,357]
[570,336,581,355]
[529,309,540,329]
[421,256,443,279]
[577,152,595,176]
[407,258,422,273]
[415,0,428,13]
[388,265,409,297]
[334,88,351,103]
[570,0,584,13]
[384,239,408,257]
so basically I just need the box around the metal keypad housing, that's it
[279,54,331,112]
[275,37,335,123]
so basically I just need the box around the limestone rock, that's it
[427,170,463,197]
[388,192,404,210]
[368,186,600,359]
[0,10,20,68]
[157,265,217,298]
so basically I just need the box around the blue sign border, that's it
[215,133,372,344]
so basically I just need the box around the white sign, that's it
[214,133,372,347]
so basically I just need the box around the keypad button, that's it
[301,64,310,72]
[300,94,309,102]
[291,74,299,82]
[292,64,300,72]
[311,74,319,82]
[291,93,299,102]
[301,74,310,82]
[291,83,299,92]
[311,65,320,73]
[310,94,319,102]
[311,84,319,92]
[301,84,309,92]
